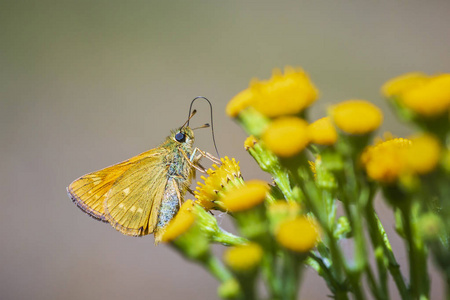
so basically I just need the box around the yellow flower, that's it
[404,134,441,175]
[226,66,319,118]
[330,100,383,135]
[262,117,309,157]
[382,72,450,117]
[195,157,242,210]
[401,74,450,117]
[226,88,255,117]
[268,200,301,231]
[244,135,258,150]
[381,72,428,98]
[221,180,269,212]
[361,134,442,183]
[160,200,196,243]
[223,243,263,272]
[361,137,412,183]
[308,160,317,179]
[308,117,337,145]
[268,200,301,218]
[275,216,319,253]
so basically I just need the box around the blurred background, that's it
[1,1,449,299]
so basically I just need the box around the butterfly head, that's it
[173,126,194,145]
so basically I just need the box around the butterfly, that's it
[67,108,220,243]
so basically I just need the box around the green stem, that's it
[324,190,337,230]
[280,252,303,300]
[236,274,257,300]
[365,208,389,299]
[327,234,347,286]
[339,156,368,272]
[245,134,295,201]
[446,270,450,300]
[339,160,369,300]
[261,252,281,299]
[401,204,429,299]
[348,272,365,300]
[365,265,385,300]
[272,168,296,200]
[368,209,409,299]
[307,253,343,294]
[296,166,351,298]
[204,255,233,282]
[297,172,347,286]
[348,202,367,272]
[341,194,368,298]
[213,228,249,246]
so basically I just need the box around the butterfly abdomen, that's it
[153,178,185,243]
[157,178,180,229]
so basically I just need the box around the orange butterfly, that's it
[67,109,219,243]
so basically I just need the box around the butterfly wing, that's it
[105,151,169,236]
[67,149,163,222]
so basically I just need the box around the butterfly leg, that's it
[190,147,221,164]
[196,161,207,171]
[180,149,208,173]
[187,187,195,195]
[173,180,183,207]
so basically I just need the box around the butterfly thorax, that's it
[154,127,195,241]
[162,127,195,183]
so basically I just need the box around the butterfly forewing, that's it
[105,151,169,236]
[67,148,163,223]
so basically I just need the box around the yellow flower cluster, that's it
[250,99,385,161]
[382,72,450,117]
[151,66,450,300]
[226,67,318,118]
[195,157,242,210]
[257,100,383,159]
[361,134,442,183]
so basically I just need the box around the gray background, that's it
[1,1,449,299]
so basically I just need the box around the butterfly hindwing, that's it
[105,151,169,236]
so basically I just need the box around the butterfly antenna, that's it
[192,123,210,130]
[181,109,197,128]
[188,96,220,158]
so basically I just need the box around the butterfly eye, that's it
[175,132,186,142]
